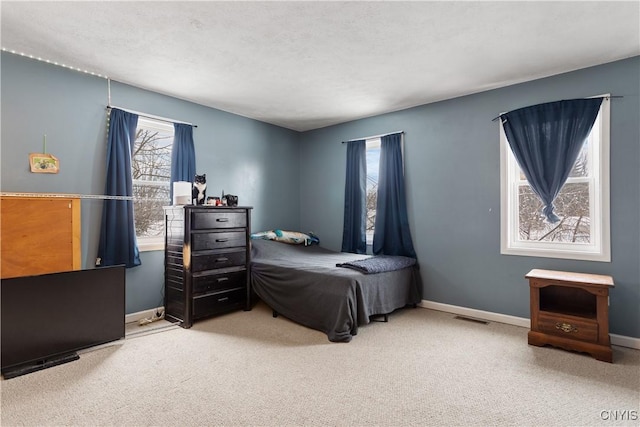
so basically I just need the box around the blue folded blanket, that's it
[336,256,416,274]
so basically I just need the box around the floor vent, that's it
[454,315,489,325]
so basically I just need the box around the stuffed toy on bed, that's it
[250,229,319,246]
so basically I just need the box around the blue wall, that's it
[1,52,301,314]
[2,52,638,338]
[299,57,640,338]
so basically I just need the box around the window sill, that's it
[501,246,610,263]
[138,241,165,252]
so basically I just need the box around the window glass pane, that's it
[133,183,170,238]
[517,182,591,243]
[132,127,173,182]
[517,141,589,181]
[132,118,173,241]
[366,140,380,237]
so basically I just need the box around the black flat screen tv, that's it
[1,265,125,379]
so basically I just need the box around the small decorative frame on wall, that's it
[29,134,59,174]
[29,153,59,174]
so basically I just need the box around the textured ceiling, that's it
[2,1,639,131]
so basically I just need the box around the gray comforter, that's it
[250,239,421,342]
[336,255,416,273]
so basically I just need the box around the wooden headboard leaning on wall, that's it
[1,194,81,279]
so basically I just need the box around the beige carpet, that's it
[124,318,179,338]
[1,302,638,426]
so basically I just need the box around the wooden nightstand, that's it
[526,269,614,362]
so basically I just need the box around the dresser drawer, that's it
[192,231,246,251]
[192,288,245,319]
[538,313,598,343]
[191,210,247,230]
[192,249,246,272]
[193,269,246,295]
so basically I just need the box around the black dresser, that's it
[164,205,252,328]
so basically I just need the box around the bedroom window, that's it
[365,137,381,245]
[500,96,610,261]
[132,117,174,251]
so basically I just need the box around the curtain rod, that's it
[107,105,197,128]
[106,78,197,127]
[342,130,404,143]
[491,95,622,122]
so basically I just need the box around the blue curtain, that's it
[96,108,141,268]
[373,133,416,257]
[170,123,196,201]
[341,140,367,254]
[502,98,603,223]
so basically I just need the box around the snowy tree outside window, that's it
[132,117,173,251]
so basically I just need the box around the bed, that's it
[250,238,421,342]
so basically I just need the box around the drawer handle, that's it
[555,322,578,333]
[217,277,229,282]
[216,238,229,242]
[215,257,229,263]
[218,297,229,302]
[216,218,229,222]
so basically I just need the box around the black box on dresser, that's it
[164,205,253,328]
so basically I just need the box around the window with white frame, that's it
[132,117,173,251]
[500,96,610,261]
[365,137,381,245]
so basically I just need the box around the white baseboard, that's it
[419,300,640,350]
[125,306,164,324]
[609,333,640,350]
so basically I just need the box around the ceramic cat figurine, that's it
[192,174,207,205]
